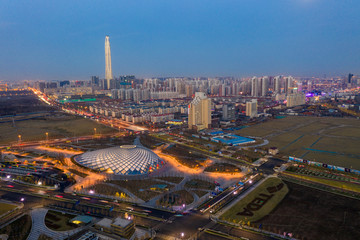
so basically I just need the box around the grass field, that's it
[0,202,17,216]
[0,114,116,144]
[259,181,360,240]
[221,177,288,222]
[236,116,360,169]
[283,172,360,193]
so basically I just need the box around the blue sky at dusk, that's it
[0,0,359,81]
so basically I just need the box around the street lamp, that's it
[18,135,21,144]
[46,132,49,142]
[94,128,97,136]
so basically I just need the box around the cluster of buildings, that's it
[27,36,360,133]
[89,99,188,124]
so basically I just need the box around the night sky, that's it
[0,0,359,81]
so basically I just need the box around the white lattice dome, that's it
[74,145,164,175]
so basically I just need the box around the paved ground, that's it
[27,208,83,240]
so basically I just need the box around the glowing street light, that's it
[94,128,97,135]
[181,232,185,238]
[38,181,42,185]
[89,190,95,194]
[45,132,49,142]
[18,135,21,144]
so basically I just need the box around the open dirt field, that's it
[259,181,360,240]
[0,91,116,144]
[236,116,360,169]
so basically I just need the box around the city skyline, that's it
[0,0,359,81]
[1,1,360,240]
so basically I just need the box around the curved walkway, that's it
[27,208,83,240]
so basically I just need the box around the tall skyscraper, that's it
[246,99,258,118]
[348,73,353,84]
[105,35,113,89]
[251,77,258,97]
[188,92,211,131]
[274,76,281,94]
[285,76,294,94]
[261,76,269,96]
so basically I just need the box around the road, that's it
[257,158,287,175]
[0,179,276,240]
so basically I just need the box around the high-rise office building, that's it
[286,93,305,107]
[307,80,312,91]
[222,103,236,121]
[251,77,258,97]
[285,77,294,94]
[261,77,269,96]
[91,76,100,87]
[105,35,113,89]
[188,92,211,131]
[274,76,281,94]
[246,99,258,118]
[348,73,353,84]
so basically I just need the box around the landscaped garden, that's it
[184,179,216,190]
[191,189,209,198]
[157,190,194,207]
[139,135,164,149]
[162,144,207,168]
[44,210,78,231]
[204,162,241,173]
[0,214,32,240]
[156,176,184,184]
[109,179,174,201]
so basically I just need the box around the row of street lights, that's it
[17,132,49,144]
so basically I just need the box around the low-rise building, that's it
[95,217,135,239]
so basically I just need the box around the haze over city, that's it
[1,0,360,81]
